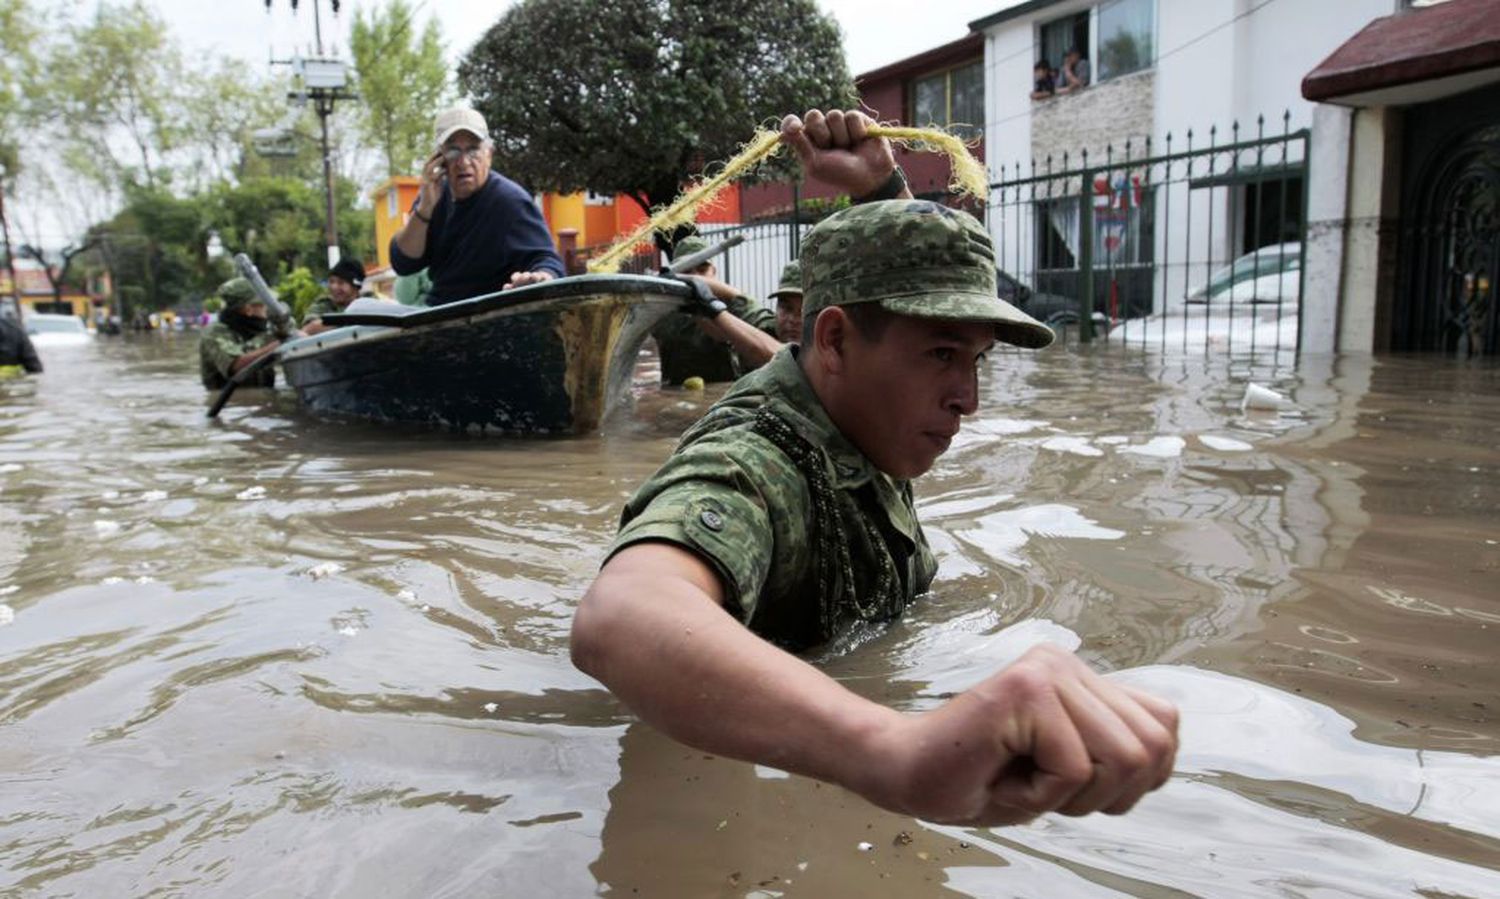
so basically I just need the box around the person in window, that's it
[1057,46,1091,94]
[1030,59,1057,100]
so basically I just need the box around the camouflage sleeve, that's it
[200,326,244,382]
[607,435,775,623]
[728,294,779,338]
[300,296,337,327]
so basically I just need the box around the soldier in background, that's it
[651,235,781,386]
[198,278,287,390]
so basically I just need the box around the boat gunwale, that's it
[278,274,690,363]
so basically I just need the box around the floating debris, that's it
[1120,436,1186,459]
[305,562,344,580]
[1040,435,1104,457]
[857,841,874,852]
[235,486,267,501]
[1242,382,1289,411]
[483,702,498,714]
[1199,434,1253,452]
[396,589,418,604]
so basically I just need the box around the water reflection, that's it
[0,337,1496,895]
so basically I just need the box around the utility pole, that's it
[263,0,356,269]
[0,166,20,320]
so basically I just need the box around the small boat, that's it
[277,274,688,434]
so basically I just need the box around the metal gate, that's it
[1396,86,1500,356]
[987,114,1308,355]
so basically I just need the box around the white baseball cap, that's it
[433,106,490,147]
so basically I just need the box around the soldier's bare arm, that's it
[572,543,1178,825]
[230,340,281,374]
[684,274,782,369]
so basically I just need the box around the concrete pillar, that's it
[1338,106,1402,353]
[1302,103,1353,355]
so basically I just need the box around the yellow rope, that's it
[586,124,987,274]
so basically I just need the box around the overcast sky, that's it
[167,0,1017,77]
[14,0,1021,243]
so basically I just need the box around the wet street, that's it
[1,332,1497,897]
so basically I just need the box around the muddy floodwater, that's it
[1,333,1497,898]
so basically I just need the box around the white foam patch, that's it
[955,504,1125,566]
[1119,436,1186,459]
[235,486,267,501]
[1040,436,1104,457]
[336,625,360,637]
[1199,434,1253,452]
[0,604,13,626]
[0,463,22,474]
[969,418,1050,437]
[139,490,169,502]
[305,562,344,580]
[0,585,17,597]
[93,520,121,536]
[1096,435,1130,445]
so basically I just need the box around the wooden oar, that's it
[206,350,280,419]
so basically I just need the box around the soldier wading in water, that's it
[572,109,1178,826]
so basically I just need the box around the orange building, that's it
[368,174,745,280]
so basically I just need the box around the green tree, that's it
[48,0,185,191]
[458,0,854,217]
[351,0,450,177]
[0,0,40,179]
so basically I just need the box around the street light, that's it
[0,162,19,319]
[263,0,357,270]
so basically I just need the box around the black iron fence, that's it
[987,114,1309,356]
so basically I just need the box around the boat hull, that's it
[277,275,686,434]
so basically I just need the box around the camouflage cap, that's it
[671,235,711,264]
[217,277,259,310]
[770,259,802,298]
[800,200,1054,349]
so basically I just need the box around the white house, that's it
[967,0,1402,346]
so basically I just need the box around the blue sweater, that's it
[390,171,565,305]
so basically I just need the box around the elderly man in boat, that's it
[573,109,1178,827]
[390,107,565,305]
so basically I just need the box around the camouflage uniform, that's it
[652,236,779,385]
[300,295,342,327]
[199,278,279,390]
[611,201,1053,650]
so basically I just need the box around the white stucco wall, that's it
[977,0,1403,325]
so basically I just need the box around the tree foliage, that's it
[458,0,854,214]
[351,0,450,177]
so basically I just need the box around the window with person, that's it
[1038,0,1156,89]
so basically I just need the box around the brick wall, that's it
[1030,70,1155,169]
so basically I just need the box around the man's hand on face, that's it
[415,151,446,218]
[854,644,1179,826]
[503,270,556,291]
[780,109,898,199]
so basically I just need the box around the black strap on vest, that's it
[750,407,906,642]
